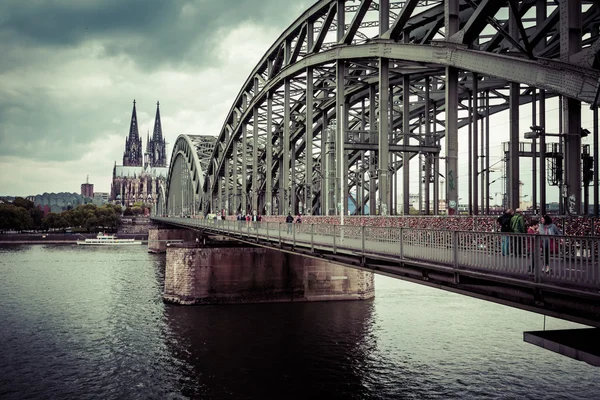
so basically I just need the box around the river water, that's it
[0,244,597,399]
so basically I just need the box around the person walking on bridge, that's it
[286,212,294,234]
[510,208,526,256]
[539,214,562,273]
[497,208,514,255]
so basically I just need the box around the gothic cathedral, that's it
[110,100,169,208]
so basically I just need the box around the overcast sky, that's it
[0,0,595,206]
[0,0,312,196]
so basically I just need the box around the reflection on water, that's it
[0,244,598,399]
[165,300,377,399]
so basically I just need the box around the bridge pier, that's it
[148,227,197,253]
[164,244,374,305]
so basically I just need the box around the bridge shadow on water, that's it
[163,300,397,399]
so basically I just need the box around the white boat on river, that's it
[76,233,142,245]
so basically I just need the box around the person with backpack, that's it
[497,208,514,255]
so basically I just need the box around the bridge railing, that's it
[154,217,600,291]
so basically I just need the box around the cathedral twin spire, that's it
[122,100,166,168]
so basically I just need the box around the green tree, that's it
[42,212,58,230]
[11,197,43,230]
[0,204,33,231]
[12,197,35,210]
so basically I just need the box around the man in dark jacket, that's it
[286,213,294,234]
[510,208,526,256]
[497,208,514,255]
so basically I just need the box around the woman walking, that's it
[538,215,562,273]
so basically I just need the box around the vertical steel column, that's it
[266,94,273,215]
[485,90,490,214]
[379,0,389,216]
[305,20,314,215]
[537,0,547,216]
[218,175,223,216]
[480,92,485,214]
[473,73,479,215]
[337,0,346,218]
[343,99,349,216]
[387,81,397,215]
[360,98,366,215]
[321,111,329,215]
[252,105,259,214]
[560,0,582,214]
[559,96,564,214]
[224,154,230,215]
[336,57,346,218]
[425,76,431,215]
[508,4,520,210]
[380,0,389,31]
[291,144,296,215]
[509,83,520,210]
[418,123,423,214]
[594,107,599,217]
[532,90,538,215]
[402,75,410,215]
[379,59,390,216]
[468,93,473,214]
[326,111,336,215]
[433,99,440,215]
[232,138,239,214]
[241,122,248,214]
[337,0,345,40]
[539,90,547,215]
[369,86,377,214]
[445,0,459,215]
[283,78,291,214]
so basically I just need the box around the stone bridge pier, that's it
[163,242,374,305]
[148,227,198,253]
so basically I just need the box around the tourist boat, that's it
[76,233,142,245]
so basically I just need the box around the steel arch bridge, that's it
[161,0,600,218]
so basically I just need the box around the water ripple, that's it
[0,245,598,399]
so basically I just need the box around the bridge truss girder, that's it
[184,0,599,216]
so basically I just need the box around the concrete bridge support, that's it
[148,227,197,253]
[164,244,374,305]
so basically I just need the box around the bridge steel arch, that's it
[196,0,599,217]
[155,183,167,217]
[164,135,216,217]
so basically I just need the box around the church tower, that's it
[148,101,167,167]
[123,100,143,166]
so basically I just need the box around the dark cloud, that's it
[0,90,115,160]
[0,0,312,70]
[0,0,313,182]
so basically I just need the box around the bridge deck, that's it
[153,217,600,328]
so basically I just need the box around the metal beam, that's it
[381,0,419,40]
[342,0,372,45]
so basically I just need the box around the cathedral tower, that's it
[123,100,143,166]
[148,101,167,167]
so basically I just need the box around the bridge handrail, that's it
[153,217,600,295]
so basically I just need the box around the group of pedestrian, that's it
[497,208,562,273]
[236,212,262,230]
[285,212,302,234]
